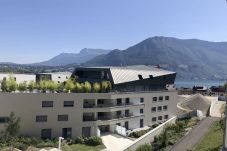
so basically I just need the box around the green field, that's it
[193,121,223,151]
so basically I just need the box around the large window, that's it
[158,116,162,120]
[42,101,53,107]
[152,117,157,122]
[36,115,47,122]
[64,101,74,107]
[165,96,169,101]
[58,115,68,121]
[164,115,169,119]
[62,128,72,138]
[0,117,8,124]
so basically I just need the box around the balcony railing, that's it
[83,102,144,108]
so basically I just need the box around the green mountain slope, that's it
[84,37,227,80]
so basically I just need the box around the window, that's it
[152,117,157,122]
[0,117,8,124]
[153,97,157,102]
[163,105,168,110]
[158,116,162,120]
[159,96,163,101]
[36,115,47,122]
[158,106,162,112]
[164,115,169,119]
[125,121,129,130]
[125,98,130,104]
[42,101,53,107]
[82,127,91,137]
[140,109,144,114]
[41,129,52,139]
[165,96,169,101]
[151,107,156,112]
[140,98,144,103]
[62,128,72,138]
[116,123,121,126]
[64,101,74,107]
[140,119,144,128]
[58,115,68,121]
[117,98,122,105]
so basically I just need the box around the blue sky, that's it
[0,0,227,63]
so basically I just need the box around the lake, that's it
[175,81,226,88]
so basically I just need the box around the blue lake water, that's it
[175,81,226,88]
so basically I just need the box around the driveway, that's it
[171,117,220,151]
[101,133,133,151]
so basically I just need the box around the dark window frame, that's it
[58,114,69,121]
[151,107,156,112]
[42,101,53,108]
[64,101,74,107]
[153,97,157,102]
[36,115,47,122]
[152,117,157,122]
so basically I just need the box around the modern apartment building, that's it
[0,65,177,139]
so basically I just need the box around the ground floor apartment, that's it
[0,91,177,139]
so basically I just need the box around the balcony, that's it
[83,102,144,108]
[97,113,143,121]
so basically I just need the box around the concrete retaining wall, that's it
[123,116,176,151]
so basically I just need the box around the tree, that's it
[5,75,17,92]
[18,81,27,92]
[83,81,92,93]
[93,82,101,93]
[4,112,20,139]
[64,79,75,93]
[74,82,82,92]
[28,81,35,92]
[161,129,169,148]
[1,79,7,92]
[39,80,48,92]
[47,81,59,93]
[101,81,112,92]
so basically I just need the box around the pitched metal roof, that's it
[86,65,176,84]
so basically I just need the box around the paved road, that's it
[171,117,220,151]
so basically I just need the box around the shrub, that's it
[83,81,92,93]
[93,82,101,93]
[13,142,28,151]
[73,137,84,144]
[84,136,102,146]
[18,82,27,92]
[152,124,159,129]
[136,144,152,151]
[128,128,152,138]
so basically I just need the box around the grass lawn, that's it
[62,144,106,151]
[193,121,223,151]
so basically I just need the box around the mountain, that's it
[84,36,227,80]
[33,48,110,66]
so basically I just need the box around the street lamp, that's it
[58,137,64,151]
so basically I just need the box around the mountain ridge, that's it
[83,36,227,80]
